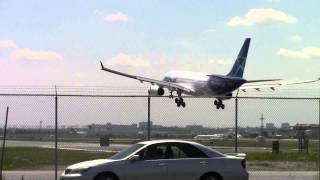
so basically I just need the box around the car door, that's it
[165,143,209,180]
[124,144,168,180]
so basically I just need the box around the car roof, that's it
[138,139,201,146]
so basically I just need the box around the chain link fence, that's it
[0,87,318,180]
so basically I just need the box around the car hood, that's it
[67,159,116,169]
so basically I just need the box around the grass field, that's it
[1,147,112,170]
[0,147,318,171]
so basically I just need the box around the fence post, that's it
[147,91,151,140]
[0,107,9,180]
[235,97,238,153]
[54,86,58,180]
[235,90,240,153]
[318,98,320,180]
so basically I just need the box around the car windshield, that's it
[109,143,145,160]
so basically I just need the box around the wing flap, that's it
[241,78,320,91]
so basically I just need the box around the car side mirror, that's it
[128,155,140,162]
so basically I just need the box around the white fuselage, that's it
[163,70,246,97]
[163,70,211,96]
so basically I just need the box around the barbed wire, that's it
[0,85,317,97]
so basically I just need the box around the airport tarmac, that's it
[1,171,318,180]
[4,140,270,153]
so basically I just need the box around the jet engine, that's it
[148,85,165,96]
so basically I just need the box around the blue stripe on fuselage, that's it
[208,75,246,95]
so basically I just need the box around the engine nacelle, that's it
[148,85,165,96]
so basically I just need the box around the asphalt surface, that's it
[1,171,319,180]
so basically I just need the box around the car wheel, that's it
[201,173,222,180]
[95,173,118,180]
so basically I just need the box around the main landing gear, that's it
[175,97,186,108]
[214,99,225,109]
[174,90,186,108]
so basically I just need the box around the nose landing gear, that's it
[214,99,225,109]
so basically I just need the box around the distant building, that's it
[265,123,277,138]
[281,123,290,130]
[88,123,138,137]
[139,121,153,130]
[186,125,203,130]
[266,123,276,129]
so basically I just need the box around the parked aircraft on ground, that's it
[100,38,319,109]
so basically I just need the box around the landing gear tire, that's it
[214,99,225,110]
[175,98,179,103]
[169,91,174,99]
[181,101,186,108]
[175,97,186,108]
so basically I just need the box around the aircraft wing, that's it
[100,61,193,93]
[240,78,320,92]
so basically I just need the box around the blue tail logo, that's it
[227,38,251,78]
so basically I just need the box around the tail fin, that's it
[227,38,251,77]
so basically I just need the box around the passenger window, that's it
[139,144,166,160]
[171,146,188,159]
[136,143,207,160]
[176,143,208,158]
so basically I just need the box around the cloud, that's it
[104,12,129,22]
[227,8,297,27]
[0,40,17,49]
[208,58,232,66]
[105,53,150,68]
[10,48,64,62]
[277,47,320,59]
[290,35,303,42]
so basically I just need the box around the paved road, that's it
[2,171,319,180]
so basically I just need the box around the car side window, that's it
[170,146,188,159]
[136,143,208,160]
[175,143,208,158]
[137,144,166,160]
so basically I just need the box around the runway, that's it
[4,140,270,153]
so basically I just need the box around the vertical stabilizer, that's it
[227,38,251,77]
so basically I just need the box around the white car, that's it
[60,140,248,180]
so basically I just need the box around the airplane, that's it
[69,127,88,136]
[100,38,319,109]
[194,134,226,140]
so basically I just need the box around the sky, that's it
[0,0,319,127]
[0,0,319,87]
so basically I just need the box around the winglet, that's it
[100,61,105,70]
